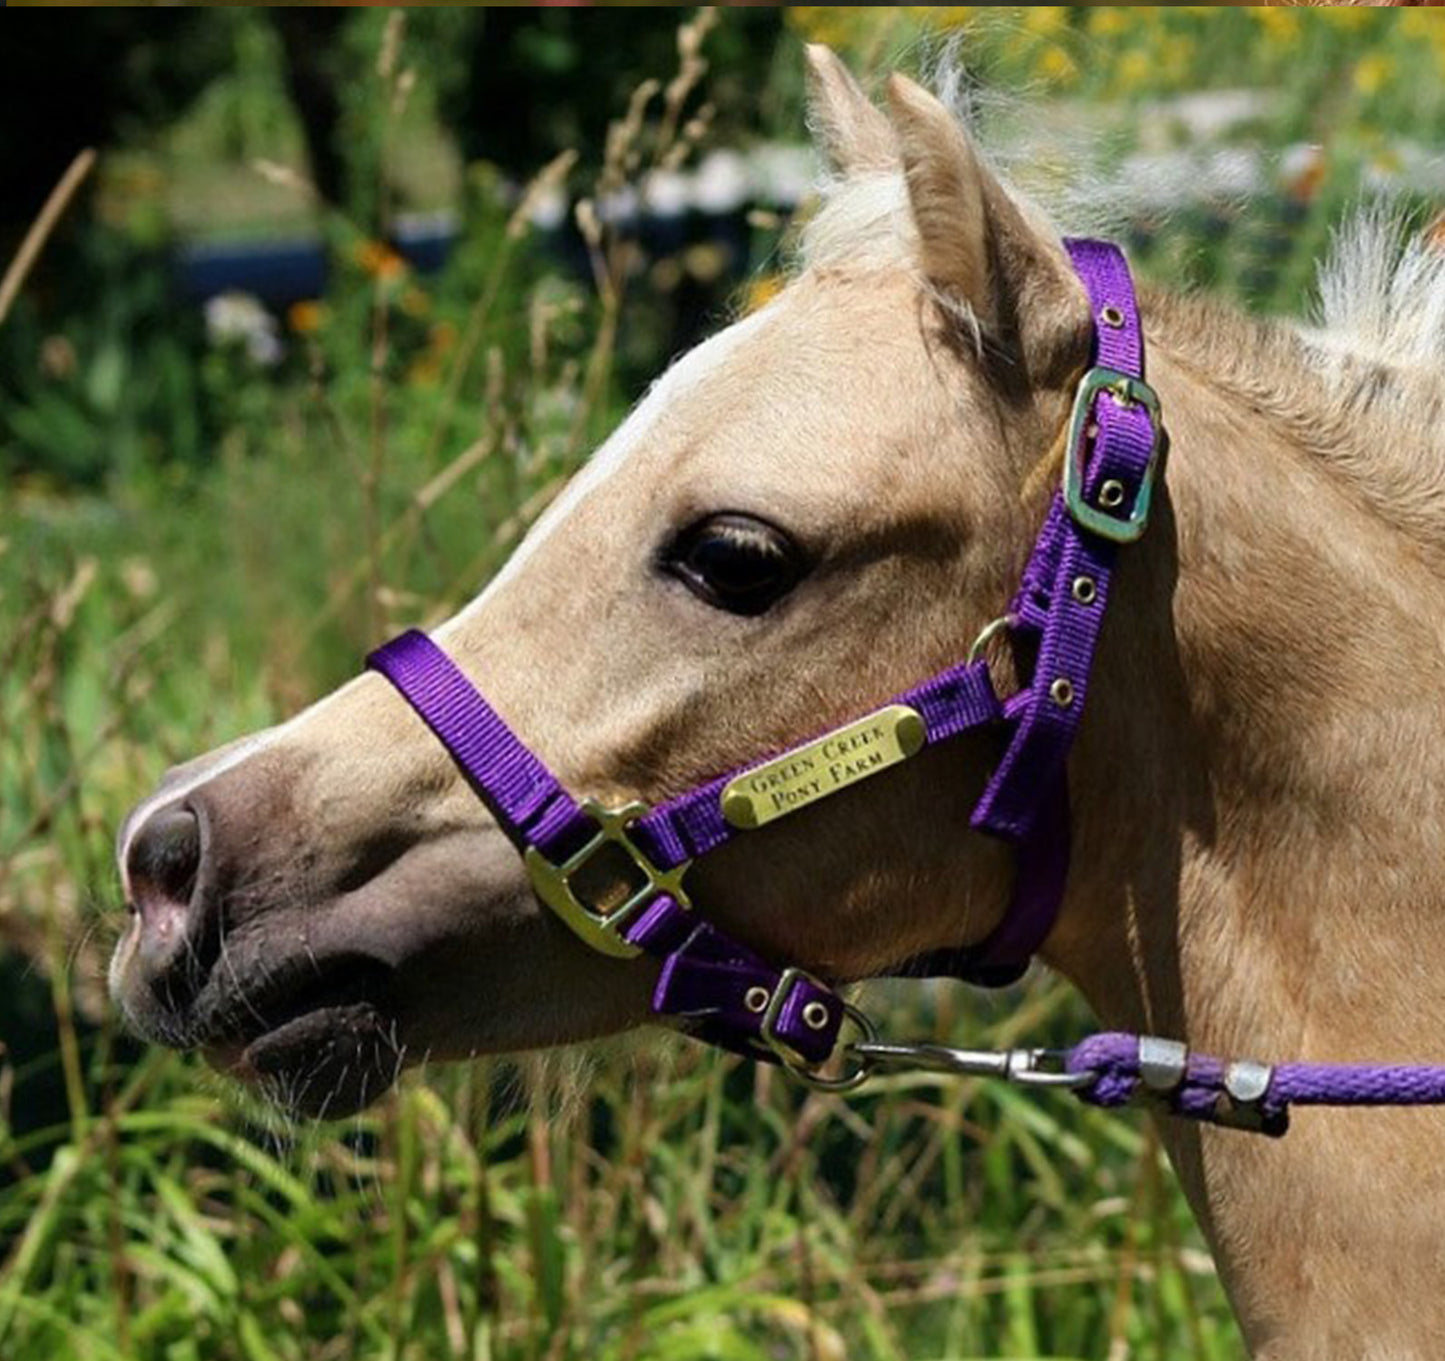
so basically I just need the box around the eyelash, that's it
[662,514,806,617]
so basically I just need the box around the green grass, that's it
[0,989,1239,1361]
[7,7,1445,1358]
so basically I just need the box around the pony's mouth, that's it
[112,808,661,1121]
[199,956,403,1119]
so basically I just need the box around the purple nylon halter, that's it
[366,238,1443,1137]
[369,238,1156,1074]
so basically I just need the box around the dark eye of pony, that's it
[662,513,805,617]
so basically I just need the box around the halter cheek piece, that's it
[369,240,1445,1135]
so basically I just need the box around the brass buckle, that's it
[524,798,691,959]
[1063,366,1163,544]
[759,967,877,1093]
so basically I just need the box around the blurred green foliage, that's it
[1,6,779,489]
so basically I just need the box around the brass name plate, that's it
[720,704,927,831]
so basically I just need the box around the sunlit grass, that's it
[0,986,1240,1360]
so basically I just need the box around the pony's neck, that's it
[1042,331,1445,1356]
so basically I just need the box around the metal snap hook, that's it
[847,1040,1094,1090]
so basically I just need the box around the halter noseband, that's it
[368,238,1161,1088]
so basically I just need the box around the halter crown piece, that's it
[369,241,1445,1136]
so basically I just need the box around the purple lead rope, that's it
[1065,1033,1445,1137]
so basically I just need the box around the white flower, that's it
[204,291,284,367]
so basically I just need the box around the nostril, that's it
[127,805,203,958]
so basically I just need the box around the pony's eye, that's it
[663,513,805,616]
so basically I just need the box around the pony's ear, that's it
[885,72,1076,345]
[804,44,897,177]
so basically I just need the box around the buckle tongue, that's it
[524,798,690,959]
[1062,365,1162,544]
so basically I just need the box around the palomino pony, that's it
[110,48,1445,1357]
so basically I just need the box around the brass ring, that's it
[967,614,1017,666]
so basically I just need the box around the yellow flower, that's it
[1089,9,1130,39]
[1036,45,1079,87]
[1254,8,1300,42]
[1021,6,1069,39]
[287,299,327,334]
[1353,53,1393,97]
[742,274,784,315]
[1115,49,1152,93]
[353,239,407,282]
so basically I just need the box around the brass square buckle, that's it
[524,798,691,959]
[1063,366,1163,545]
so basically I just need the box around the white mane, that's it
[799,171,915,273]
[1310,209,1445,369]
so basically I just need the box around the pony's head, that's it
[110,50,1095,1117]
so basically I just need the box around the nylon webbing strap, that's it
[931,237,1159,982]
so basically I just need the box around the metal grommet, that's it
[801,1000,831,1032]
[1098,479,1126,509]
[1070,575,1097,605]
[744,986,771,1014]
[1049,677,1075,709]
[1100,305,1125,329]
